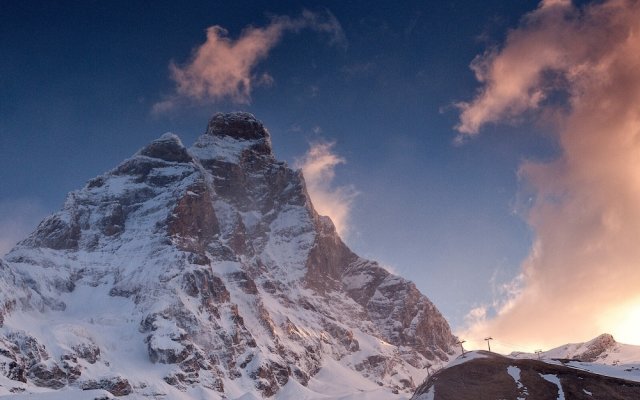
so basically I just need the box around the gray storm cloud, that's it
[458,0,640,350]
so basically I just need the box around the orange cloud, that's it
[458,0,640,351]
[153,11,344,111]
[295,142,357,239]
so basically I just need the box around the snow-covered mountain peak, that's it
[191,112,273,164]
[0,113,456,399]
[586,333,616,349]
[515,333,638,364]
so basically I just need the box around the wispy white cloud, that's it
[295,142,357,239]
[459,0,640,349]
[0,198,47,256]
[153,10,345,112]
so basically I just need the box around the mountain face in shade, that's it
[0,112,457,398]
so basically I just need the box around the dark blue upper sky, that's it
[0,0,557,329]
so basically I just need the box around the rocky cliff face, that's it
[0,112,457,398]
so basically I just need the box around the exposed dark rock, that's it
[251,362,290,397]
[355,355,394,378]
[305,217,357,293]
[292,367,310,386]
[147,335,193,365]
[60,354,82,382]
[139,133,192,163]
[0,298,16,328]
[108,286,139,299]
[25,214,81,250]
[227,271,258,294]
[182,269,229,320]
[100,203,126,237]
[81,376,132,396]
[399,377,415,390]
[261,280,278,294]
[575,333,617,362]
[6,361,27,383]
[113,158,167,180]
[256,301,275,337]
[28,362,67,389]
[8,333,49,368]
[322,320,359,352]
[182,272,199,297]
[206,112,270,141]
[187,252,210,265]
[86,176,105,189]
[168,181,220,254]
[52,277,75,293]
[164,371,199,390]
[227,216,250,255]
[343,261,456,362]
[72,342,101,364]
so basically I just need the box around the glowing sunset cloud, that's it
[458,0,640,351]
[153,10,344,112]
[295,142,357,239]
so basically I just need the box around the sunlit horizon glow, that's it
[600,299,640,346]
[458,298,640,354]
[459,0,640,350]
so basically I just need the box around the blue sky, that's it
[5,0,637,350]
[0,0,551,330]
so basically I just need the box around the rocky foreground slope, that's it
[0,112,456,398]
[412,350,640,400]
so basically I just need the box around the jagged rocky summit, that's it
[0,112,457,398]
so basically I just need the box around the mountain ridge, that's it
[0,112,456,399]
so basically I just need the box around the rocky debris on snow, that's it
[81,376,132,396]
